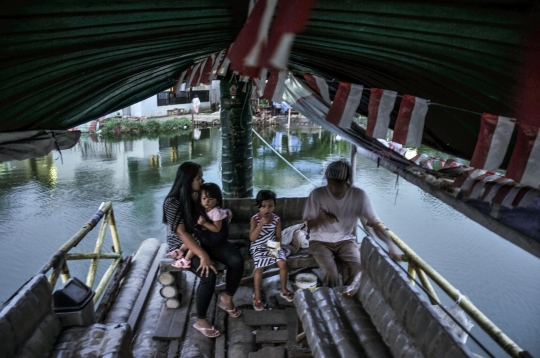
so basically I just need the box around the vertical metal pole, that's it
[287,108,291,128]
[350,144,357,186]
[350,144,358,237]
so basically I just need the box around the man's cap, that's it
[325,160,351,181]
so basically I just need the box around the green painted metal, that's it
[220,80,254,198]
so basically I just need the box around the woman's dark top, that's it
[164,196,229,249]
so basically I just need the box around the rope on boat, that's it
[251,128,318,188]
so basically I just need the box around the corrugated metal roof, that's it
[0,0,538,161]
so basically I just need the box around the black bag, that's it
[193,211,229,247]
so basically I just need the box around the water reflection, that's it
[0,127,538,357]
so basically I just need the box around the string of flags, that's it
[171,0,538,192]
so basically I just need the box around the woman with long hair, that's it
[163,161,244,338]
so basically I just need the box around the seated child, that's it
[169,182,229,268]
[249,190,294,310]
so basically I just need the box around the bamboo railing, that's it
[37,201,123,304]
[372,222,528,358]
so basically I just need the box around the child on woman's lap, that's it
[249,190,294,310]
[171,183,228,268]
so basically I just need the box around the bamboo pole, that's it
[93,257,122,304]
[65,253,122,260]
[109,208,121,253]
[379,222,525,358]
[407,261,417,285]
[87,210,110,288]
[417,268,440,304]
[55,201,113,254]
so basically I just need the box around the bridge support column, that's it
[220,80,254,198]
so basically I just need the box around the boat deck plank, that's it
[243,309,287,326]
[256,329,289,343]
[248,346,286,358]
[153,272,196,340]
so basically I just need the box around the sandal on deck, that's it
[171,258,191,268]
[280,291,295,302]
[193,323,220,338]
[166,249,183,260]
[253,297,265,311]
[218,301,242,318]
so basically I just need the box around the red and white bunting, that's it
[199,54,216,85]
[260,0,316,70]
[458,169,487,193]
[326,82,363,129]
[185,63,201,88]
[392,94,428,147]
[173,69,187,94]
[217,46,232,77]
[470,113,516,171]
[468,173,502,200]
[229,0,278,72]
[282,74,329,123]
[451,167,477,188]
[511,186,540,208]
[506,124,540,188]
[252,70,268,98]
[481,177,514,202]
[192,59,207,87]
[263,70,287,102]
[366,88,397,139]
[303,74,331,104]
[209,49,226,81]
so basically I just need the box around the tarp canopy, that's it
[1,0,539,165]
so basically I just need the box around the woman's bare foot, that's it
[220,294,234,311]
[196,317,213,330]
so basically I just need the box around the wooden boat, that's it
[1,195,527,358]
[1,1,538,357]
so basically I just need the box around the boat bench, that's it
[0,273,133,358]
[295,236,475,358]
[161,197,318,274]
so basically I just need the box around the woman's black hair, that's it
[162,161,201,232]
[200,183,223,208]
[255,190,277,207]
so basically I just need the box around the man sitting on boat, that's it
[303,160,402,287]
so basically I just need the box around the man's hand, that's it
[319,209,338,224]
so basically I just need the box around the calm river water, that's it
[0,127,538,357]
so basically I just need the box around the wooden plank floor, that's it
[153,271,197,340]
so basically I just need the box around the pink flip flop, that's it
[166,249,183,260]
[193,323,220,338]
[171,258,191,268]
[218,301,242,318]
[280,291,295,302]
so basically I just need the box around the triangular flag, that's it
[209,49,226,81]
[470,113,516,171]
[392,94,428,147]
[366,88,397,139]
[260,0,316,70]
[326,82,363,129]
[173,69,187,94]
[229,0,278,72]
[303,74,331,104]
[506,124,540,187]
[263,70,287,102]
[199,54,216,85]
